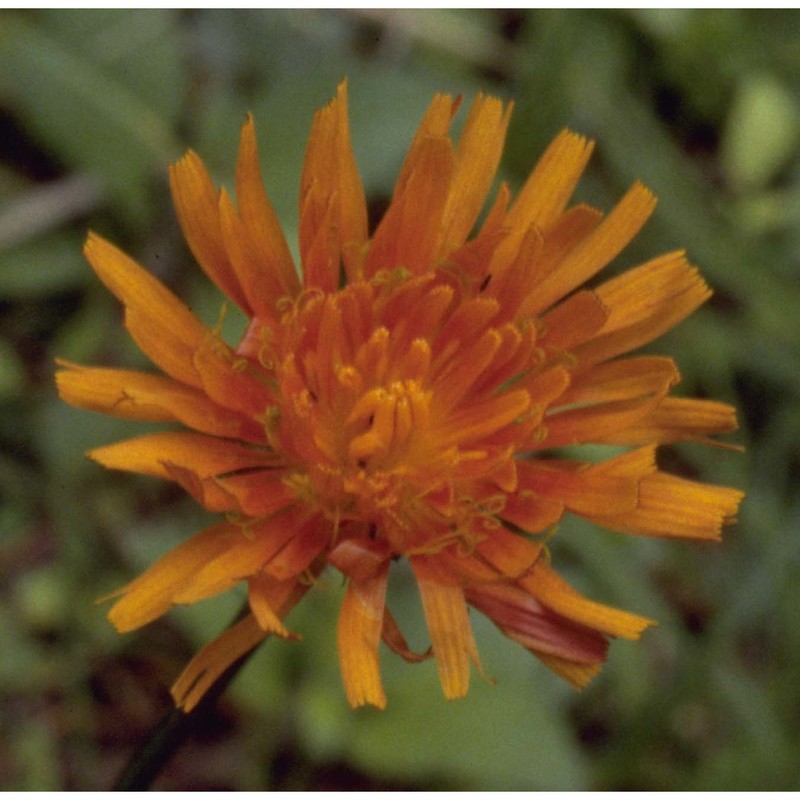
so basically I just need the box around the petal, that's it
[300,81,368,286]
[575,251,711,368]
[466,581,608,663]
[164,463,297,517]
[394,92,460,198]
[193,334,276,417]
[536,289,610,353]
[105,520,243,632]
[439,93,513,252]
[558,356,680,406]
[248,572,298,637]
[83,233,206,387]
[515,458,641,517]
[519,560,654,639]
[507,205,604,320]
[541,395,666,450]
[215,470,298,517]
[501,489,564,535]
[299,192,338,292]
[218,188,286,322]
[330,81,369,282]
[436,389,531,447]
[591,396,741,447]
[365,135,455,278]
[172,515,299,604]
[411,556,482,699]
[88,431,278,480]
[263,514,329,581]
[381,608,432,663]
[55,360,262,441]
[475,525,544,577]
[506,129,595,233]
[529,182,657,314]
[588,472,744,540]
[169,151,251,312]
[535,653,603,689]
[328,536,393,583]
[235,114,299,297]
[171,614,267,712]
[337,565,390,709]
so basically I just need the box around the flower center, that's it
[239,275,535,555]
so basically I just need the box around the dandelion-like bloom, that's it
[57,83,743,710]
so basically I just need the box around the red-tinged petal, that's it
[55,360,262,441]
[519,560,655,640]
[529,182,657,315]
[487,226,545,321]
[430,327,503,412]
[88,431,278,481]
[171,614,267,712]
[105,520,243,632]
[83,233,206,388]
[235,114,299,297]
[169,151,251,312]
[466,581,608,663]
[588,472,744,540]
[337,565,390,709]
[163,463,297,518]
[434,295,500,359]
[411,556,482,699]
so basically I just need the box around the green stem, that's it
[114,608,257,791]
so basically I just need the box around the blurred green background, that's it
[1,8,798,790]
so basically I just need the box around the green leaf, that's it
[0,12,184,224]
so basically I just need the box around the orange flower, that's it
[56,82,744,710]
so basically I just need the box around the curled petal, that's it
[466,581,608,663]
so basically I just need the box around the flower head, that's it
[57,82,743,710]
